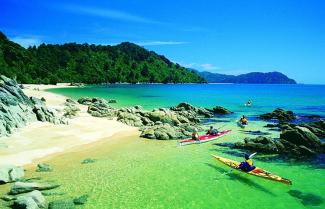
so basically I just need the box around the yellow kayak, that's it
[212,154,292,185]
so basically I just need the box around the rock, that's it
[212,106,233,114]
[36,164,52,172]
[0,75,35,137]
[107,99,117,103]
[264,123,279,128]
[140,123,191,140]
[87,100,116,118]
[10,182,60,195]
[235,125,325,158]
[234,136,284,154]
[31,97,67,124]
[1,195,16,201]
[73,195,88,205]
[171,102,213,118]
[81,158,97,164]
[260,108,296,122]
[12,190,47,209]
[63,99,80,118]
[0,165,24,184]
[280,126,323,152]
[48,199,76,209]
[117,112,144,127]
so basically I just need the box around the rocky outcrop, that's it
[31,97,67,124]
[78,97,116,105]
[140,123,194,140]
[260,108,296,122]
[235,136,284,154]
[10,182,60,195]
[63,99,80,118]
[211,106,233,115]
[78,98,232,140]
[0,76,35,137]
[235,124,325,158]
[0,165,24,184]
[12,190,47,209]
[0,75,67,137]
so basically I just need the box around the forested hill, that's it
[199,71,297,84]
[0,31,205,84]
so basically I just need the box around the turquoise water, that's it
[39,84,325,209]
[49,84,325,116]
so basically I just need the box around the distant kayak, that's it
[237,121,247,128]
[211,154,292,185]
[179,130,231,146]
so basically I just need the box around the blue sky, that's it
[1,0,325,84]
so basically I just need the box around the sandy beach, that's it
[0,84,138,166]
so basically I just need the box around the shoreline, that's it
[0,84,139,167]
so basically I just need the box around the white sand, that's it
[0,84,138,166]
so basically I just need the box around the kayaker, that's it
[239,115,248,125]
[206,126,218,136]
[192,128,199,141]
[246,100,252,106]
[238,154,255,172]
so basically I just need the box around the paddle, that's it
[221,152,257,176]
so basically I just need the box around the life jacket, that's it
[246,159,253,167]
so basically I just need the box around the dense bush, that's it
[0,31,205,84]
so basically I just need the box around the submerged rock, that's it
[260,108,296,122]
[0,165,24,184]
[10,182,60,195]
[235,136,284,154]
[48,199,76,209]
[73,195,88,205]
[12,190,47,209]
[36,163,52,172]
[81,158,97,164]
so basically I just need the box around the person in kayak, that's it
[206,126,218,136]
[245,100,252,106]
[238,154,255,172]
[192,128,199,141]
[239,115,248,125]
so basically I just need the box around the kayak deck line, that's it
[211,154,292,185]
[179,130,232,146]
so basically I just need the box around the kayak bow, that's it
[211,154,292,185]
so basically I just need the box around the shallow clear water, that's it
[3,84,323,209]
[49,84,325,117]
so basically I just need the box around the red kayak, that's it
[179,130,231,146]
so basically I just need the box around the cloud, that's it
[135,41,187,46]
[200,63,218,70]
[10,36,42,48]
[62,4,160,24]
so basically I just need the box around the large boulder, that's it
[234,125,324,158]
[234,136,284,154]
[260,108,296,122]
[140,123,192,140]
[0,165,24,184]
[117,112,144,127]
[12,190,47,209]
[171,103,213,118]
[0,76,35,137]
[63,99,80,118]
[211,106,233,115]
[10,182,60,195]
[280,126,323,152]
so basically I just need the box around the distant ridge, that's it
[198,71,297,84]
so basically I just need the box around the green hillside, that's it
[0,31,204,84]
